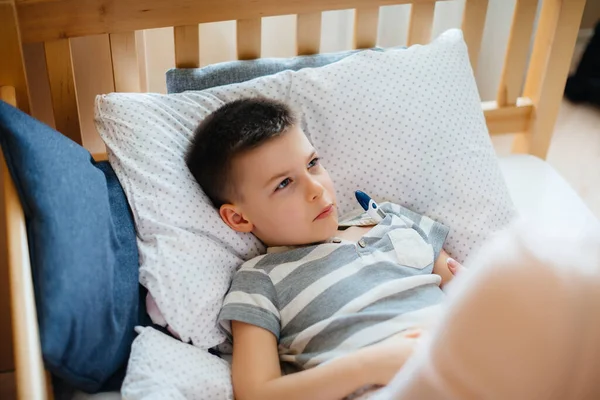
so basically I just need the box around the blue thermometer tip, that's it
[355,190,371,211]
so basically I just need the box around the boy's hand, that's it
[359,329,423,386]
[447,257,467,275]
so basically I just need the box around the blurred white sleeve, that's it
[377,217,600,400]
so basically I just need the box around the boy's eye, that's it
[276,178,291,191]
[308,157,321,168]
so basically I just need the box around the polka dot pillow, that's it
[122,327,233,399]
[95,29,515,350]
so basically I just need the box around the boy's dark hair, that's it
[186,98,297,208]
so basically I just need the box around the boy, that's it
[186,98,461,400]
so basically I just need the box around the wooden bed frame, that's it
[0,0,587,398]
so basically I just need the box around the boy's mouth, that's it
[314,204,334,221]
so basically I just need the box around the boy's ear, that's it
[219,204,254,233]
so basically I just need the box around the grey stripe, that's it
[362,235,394,251]
[428,222,450,260]
[295,313,400,367]
[275,245,358,308]
[359,283,444,314]
[281,262,418,339]
[377,214,394,226]
[229,270,278,307]
[218,303,280,339]
[297,285,443,365]
[393,204,423,226]
[254,245,316,273]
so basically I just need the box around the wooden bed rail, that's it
[513,0,587,158]
[3,0,588,159]
[0,86,50,400]
[16,0,446,44]
[6,0,585,161]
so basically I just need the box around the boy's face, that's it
[220,125,338,247]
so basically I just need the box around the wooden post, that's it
[0,1,31,114]
[297,13,322,55]
[513,0,587,158]
[237,18,262,60]
[0,0,30,379]
[461,0,489,72]
[497,0,539,106]
[354,7,379,49]
[174,25,200,68]
[110,32,142,92]
[44,39,83,145]
[408,2,435,46]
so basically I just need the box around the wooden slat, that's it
[92,152,108,162]
[109,32,141,92]
[461,0,489,72]
[407,2,435,46]
[513,0,587,158]
[135,31,149,92]
[0,88,47,399]
[0,1,30,114]
[483,98,533,135]
[237,18,261,60]
[174,25,200,68]
[16,0,452,43]
[0,87,17,108]
[44,39,82,145]
[297,12,322,55]
[497,0,539,106]
[354,7,379,49]
[0,86,17,375]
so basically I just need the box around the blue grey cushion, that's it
[167,49,379,93]
[0,100,143,393]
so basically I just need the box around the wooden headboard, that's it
[0,0,588,399]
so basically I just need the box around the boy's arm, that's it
[231,321,418,400]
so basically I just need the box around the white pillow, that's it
[122,327,232,400]
[95,29,515,349]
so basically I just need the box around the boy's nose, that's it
[306,177,324,201]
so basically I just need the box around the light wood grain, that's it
[461,0,489,72]
[514,0,587,158]
[109,32,141,92]
[44,39,82,145]
[407,2,435,46]
[483,98,533,135]
[0,10,24,370]
[0,2,30,114]
[497,0,539,106]
[0,87,17,107]
[15,0,452,43]
[297,13,322,55]
[0,124,47,399]
[92,152,108,162]
[354,7,379,49]
[237,18,261,60]
[174,25,199,68]
[135,31,148,92]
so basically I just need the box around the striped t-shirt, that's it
[218,202,449,371]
